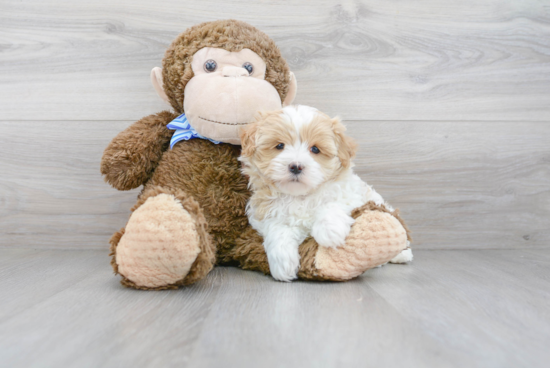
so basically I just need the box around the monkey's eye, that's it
[204,60,217,73]
[242,62,254,75]
[275,143,285,150]
[310,146,320,154]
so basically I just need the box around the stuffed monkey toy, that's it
[101,20,410,290]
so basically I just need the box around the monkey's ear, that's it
[283,71,297,107]
[150,67,170,104]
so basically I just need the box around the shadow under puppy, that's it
[240,105,413,282]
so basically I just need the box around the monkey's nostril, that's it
[289,164,303,175]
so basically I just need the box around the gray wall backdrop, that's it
[1,0,549,249]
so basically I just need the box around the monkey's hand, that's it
[100,110,177,190]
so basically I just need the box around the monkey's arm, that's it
[101,110,178,190]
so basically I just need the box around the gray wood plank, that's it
[352,121,550,249]
[188,268,472,368]
[0,249,106,324]
[0,249,222,368]
[1,249,549,368]
[1,120,548,250]
[366,249,550,368]
[1,0,549,121]
[0,120,139,248]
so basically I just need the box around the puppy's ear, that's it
[331,117,357,168]
[240,122,259,157]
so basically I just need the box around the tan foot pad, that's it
[116,194,201,288]
[315,210,407,280]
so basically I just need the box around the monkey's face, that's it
[153,20,297,145]
[180,47,283,144]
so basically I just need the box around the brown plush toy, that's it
[101,20,410,290]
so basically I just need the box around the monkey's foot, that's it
[110,187,215,290]
[299,203,409,281]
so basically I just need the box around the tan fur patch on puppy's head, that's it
[241,110,296,159]
[240,105,357,196]
[299,113,357,173]
[330,116,357,169]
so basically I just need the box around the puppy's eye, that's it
[242,62,254,75]
[204,60,217,73]
[275,143,285,150]
[310,146,320,154]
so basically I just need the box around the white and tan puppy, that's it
[240,105,412,282]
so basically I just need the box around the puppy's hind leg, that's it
[389,244,413,264]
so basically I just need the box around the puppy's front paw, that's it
[266,247,300,282]
[312,214,354,248]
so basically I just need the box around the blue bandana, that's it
[167,113,221,149]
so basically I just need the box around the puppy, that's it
[240,105,412,282]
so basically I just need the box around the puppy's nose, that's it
[289,163,303,175]
[223,66,249,77]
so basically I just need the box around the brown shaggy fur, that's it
[101,111,178,190]
[162,19,290,113]
[297,237,326,281]
[101,20,411,289]
[225,226,270,274]
[147,139,250,261]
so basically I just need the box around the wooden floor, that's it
[1,248,548,368]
